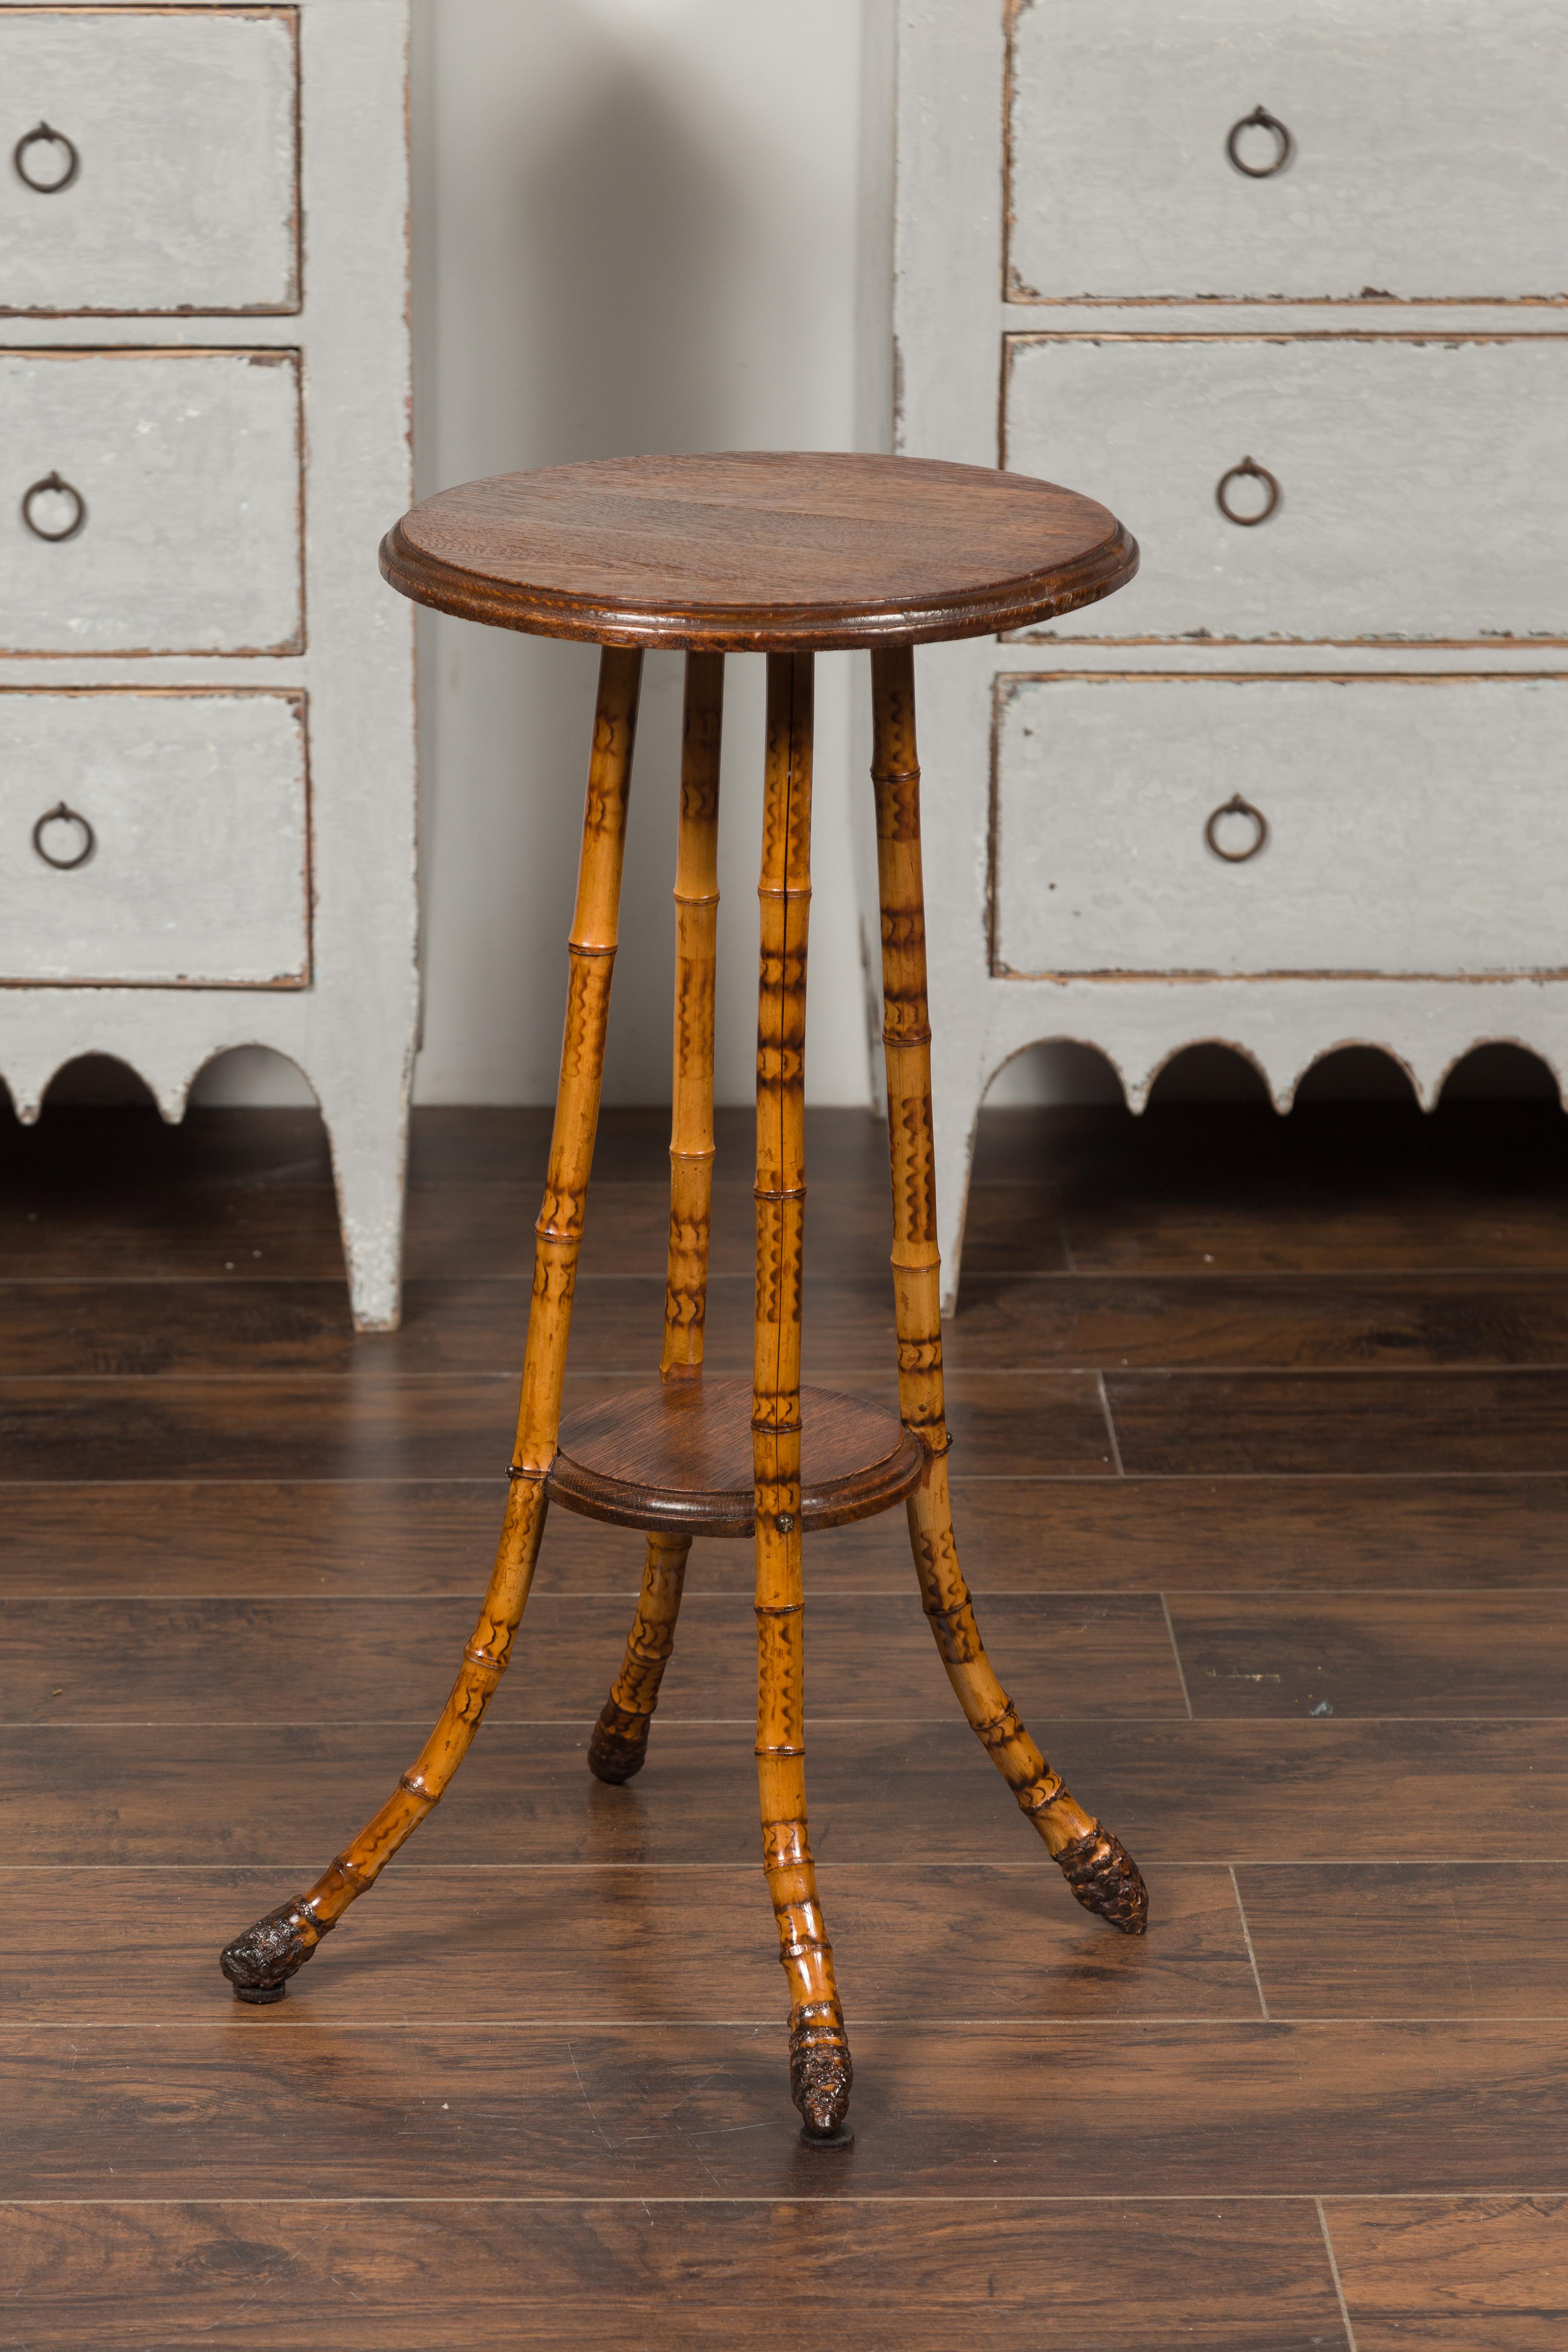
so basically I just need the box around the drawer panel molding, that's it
[991,673,1568,981]
[0,689,310,987]
[1007,0,1568,303]
[0,5,300,315]
[1003,335,1567,645]
[0,348,303,656]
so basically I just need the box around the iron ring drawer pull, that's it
[12,120,79,193]
[1216,455,1279,527]
[22,472,87,542]
[1205,794,1268,864]
[1226,104,1292,178]
[32,801,95,870]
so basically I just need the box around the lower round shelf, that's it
[546,1375,924,1538]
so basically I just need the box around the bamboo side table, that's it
[220,452,1146,2146]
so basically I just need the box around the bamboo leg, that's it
[585,1531,693,1783]
[588,652,724,1785]
[219,648,644,2002]
[870,643,1147,1935]
[756,652,853,2143]
[661,651,725,1385]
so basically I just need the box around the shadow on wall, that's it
[413,1,869,1110]
[503,63,763,466]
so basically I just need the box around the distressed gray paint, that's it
[0,690,308,983]
[0,0,418,1330]
[890,0,1568,1312]
[1008,0,1568,303]
[1005,336,1568,643]
[0,6,298,314]
[1,349,302,653]
[994,674,1568,977]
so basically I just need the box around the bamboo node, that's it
[976,1702,1026,1753]
[398,1770,440,1805]
[506,1461,548,1482]
[566,940,618,960]
[755,1742,806,1759]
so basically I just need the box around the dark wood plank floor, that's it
[3,1094,1567,2348]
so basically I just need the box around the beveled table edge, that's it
[378,515,1139,650]
[545,1421,926,1539]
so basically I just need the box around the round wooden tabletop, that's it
[379,450,1137,652]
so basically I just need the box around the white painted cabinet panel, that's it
[0,348,303,654]
[0,6,298,315]
[892,0,1568,1312]
[1003,336,1568,644]
[0,690,309,985]
[0,0,417,1328]
[992,675,1568,980]
[1007,0,1568,303]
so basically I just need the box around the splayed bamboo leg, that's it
[588,651,724,1785]
[756,651,853,2142]
[870,643,1146,1936]
[219,647,644,2002]
[585,1531,693,1782]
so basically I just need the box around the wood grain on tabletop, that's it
[378,450,1138,649]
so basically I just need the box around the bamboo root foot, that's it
[586,1696,651,1784]
[1054,1822,1148,1934]
[219,1899,331,2003]
[789,1998,853,2141]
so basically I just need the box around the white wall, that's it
[184,0,1111,1123]
[406,0,875,1109]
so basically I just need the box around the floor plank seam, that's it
[15,2012,1568,2028]
[1095,1370,1126,1476]
[1161,1593,1195,1718]
[4,2190,1562,2206]
[1315,2197,1361,2352]
[17,1710,1568,1726]
[12,1468,1568,1488]
[1229,1865,1271,2022]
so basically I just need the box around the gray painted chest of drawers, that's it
[883,0,1568,1309]
[1,0,417,1328]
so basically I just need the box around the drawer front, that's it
[0,6,298,315]
[1003,336,1567,644]
[991,674,1568,980]
[0,690,309,986]
[1007,0,1568,303]
[1,349,302,655]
